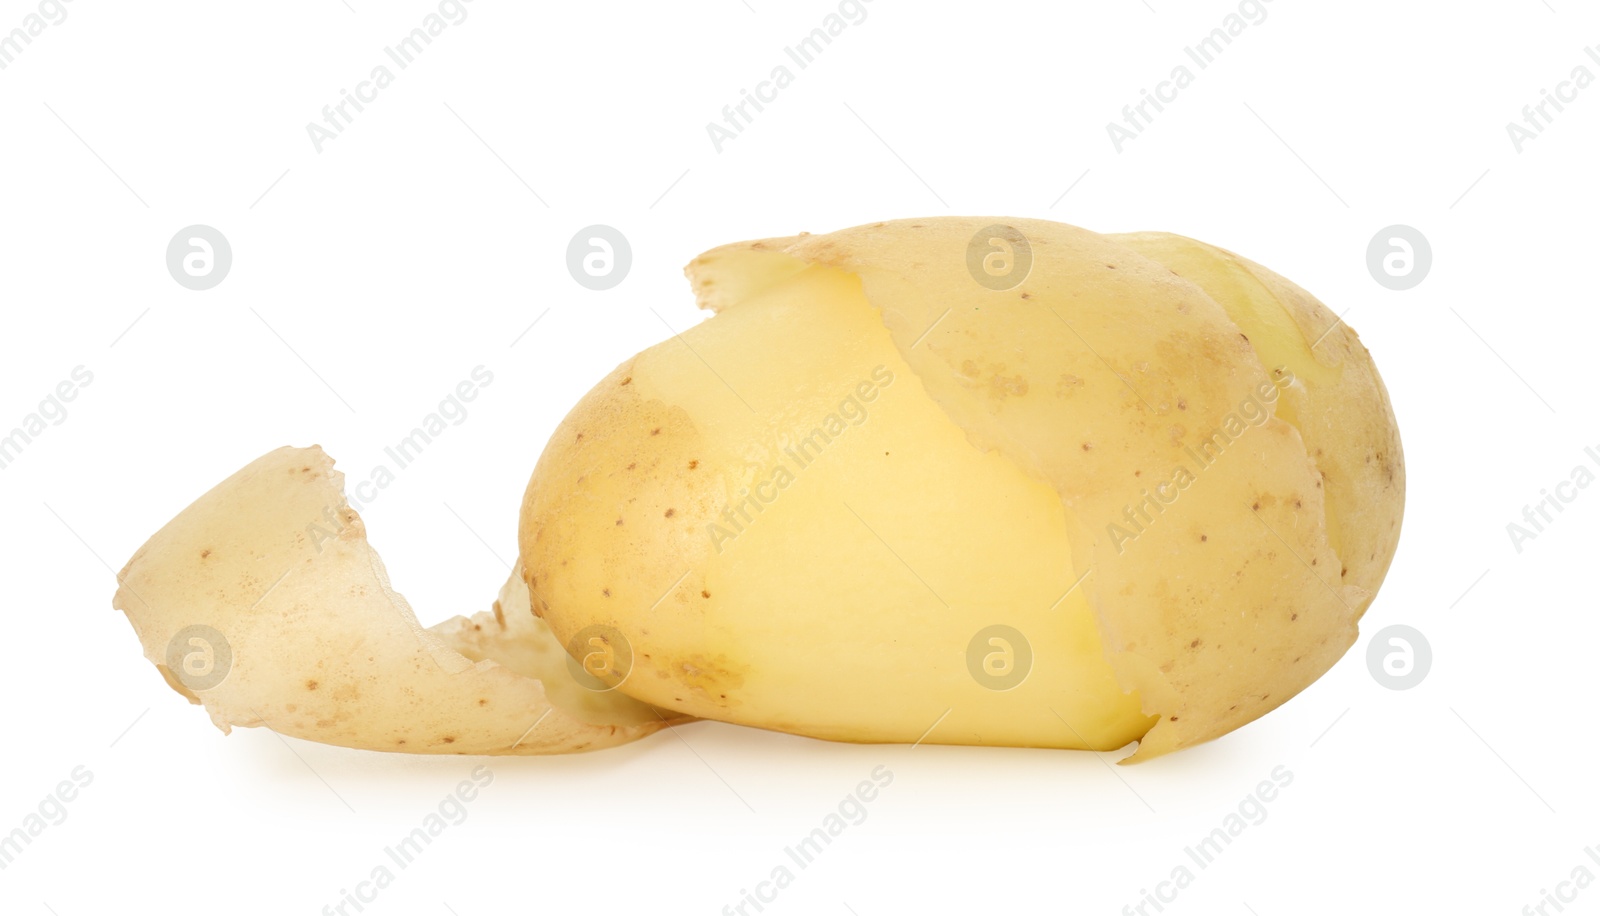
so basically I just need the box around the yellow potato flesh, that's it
[522,264,1154,750]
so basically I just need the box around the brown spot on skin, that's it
[1252,502,1261,511]
[1177,399,1188,411]
[396,739,407,745]
[442,736,456,744]
[1200,534,1208,542]
[621,377,632,386]
[1082,442,1093,451]
[602,588,611,597]
[701,590,711,598]
[1134,470,1142,477]
[665,508,676,518]
[477,698,488,707]
[305,680,319,691]
[200,549,211,559]
[1240,333,1250,343]
[627,462,637,470]
[1019,291,1032,300]
[688,460,698,470]
[1169,715,1178,721]
[575,432,584,441]
[1294,499,1303,509]
[651,428,661,436]
[1291,613,1299,621]
[615,518,623,526]
[1189,639,1201,648]
[1107,264,1118,270]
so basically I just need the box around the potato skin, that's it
[524,217,1404,761]
[517,361,728,710]
[1109,232,1404,614]
[114,445,675,756]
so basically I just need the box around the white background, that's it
[2,1,1596,914]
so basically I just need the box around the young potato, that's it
[117,217,1402,763]
[524,217,1402,761]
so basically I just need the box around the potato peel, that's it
[113,445,677,755]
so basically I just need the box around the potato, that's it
[116,217,1402,763]
[523,217,1403,760]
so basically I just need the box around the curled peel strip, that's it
[113,445,679,755]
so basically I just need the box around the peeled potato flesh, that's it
[526,217,1402,761]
